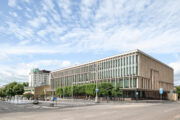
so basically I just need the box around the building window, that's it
[111,60,113,68]
[110,70,111,78]
[131,56,133,75]
[130,78,132,88]
[125,78,129,88]
[112,80,115,87]
[86,74,88,81]
[124,57,126,76]
[136,55,138,75]
[122,58,124,77]
[133,78,137,88]
[120,79,123,88]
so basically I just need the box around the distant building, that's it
[29,68,50,87]
[50,49,174,99]
[33,85,51,99]
[0,85,6,89]
[24,87,34,94]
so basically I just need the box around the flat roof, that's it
[52,49,173,73]
[136,49,173,70]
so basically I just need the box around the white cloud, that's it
[57,0,71,18]
[28,60,61,67]
[0,26,5,31]
[41,0,61,22]
[1,0,180,85]
[0,42,75,56]
[23,0,30,3]
[24,12,31,18]
[28,16,47,28]
[4,0,180,54]
[8,0,17,7]
[4,0,180,55]
[169,62,180,75]
[9,12,18,17]
[6,22,34,40]
[37,23,66,38]
[17,6,22,10]
[19,40,30,45]
[169,61,180,85]
[37,30,46,37]
[0,64,29,86]
[0,59,72,86]
[80,0,96,20]
[26,7,32,12]
[42,0,54,11]
[61,61,71,67]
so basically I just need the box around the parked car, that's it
[33,100,39,104]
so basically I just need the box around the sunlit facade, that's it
[50,49,174,99]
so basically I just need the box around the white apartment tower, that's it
[29,68,50,87]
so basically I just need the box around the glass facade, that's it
[51,54,138,90]
[120,79,123,88]
[125,78,129,88]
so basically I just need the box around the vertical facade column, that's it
[137,52,140,77]
[109,59,113,82]
[132,75,133,88]
[129,76,130,88]
[123,56,125,88]
[115,58,117,88]
[118,57,120,87]
[131,55,134,88]
[127,55,132,88]
[123,77,125,88]
[137,77,139,88]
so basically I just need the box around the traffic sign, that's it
[136,92,139,95]
[159,88,163,95]
[96,89,99,92]
[53,97,56,101]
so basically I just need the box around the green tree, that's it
[118,89,123,97]
[78,85,86,96]
[22,82,29,87]
[176,86,180,98]
[98,82,113,97]
[56,87,63,97]
[73,85,79,96]
[55,83,114,99]
[0,88,6,98]
[86,83,96,97]
[112,88,117,97]
[40,90,45,98]
[64,86,72,97]
[23,93,34,100]
[67,86,72,96]
[3,82,25,97]
[5,82,18,96]
[13,84,24,95]
[112,86,123,100]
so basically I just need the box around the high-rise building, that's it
[29,68,50,87]
[50,49,174,99]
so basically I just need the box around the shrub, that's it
[23,93,34,100]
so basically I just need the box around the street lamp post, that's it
[72,82,73,100]
[95,63,99,103]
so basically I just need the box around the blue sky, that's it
[0,0,180,86]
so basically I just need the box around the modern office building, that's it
[29,68,50,87]
[50,49,174,99]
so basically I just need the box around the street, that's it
[0,100,180,120]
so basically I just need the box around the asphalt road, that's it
[0,99,96,114]
[0,100,180,120]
